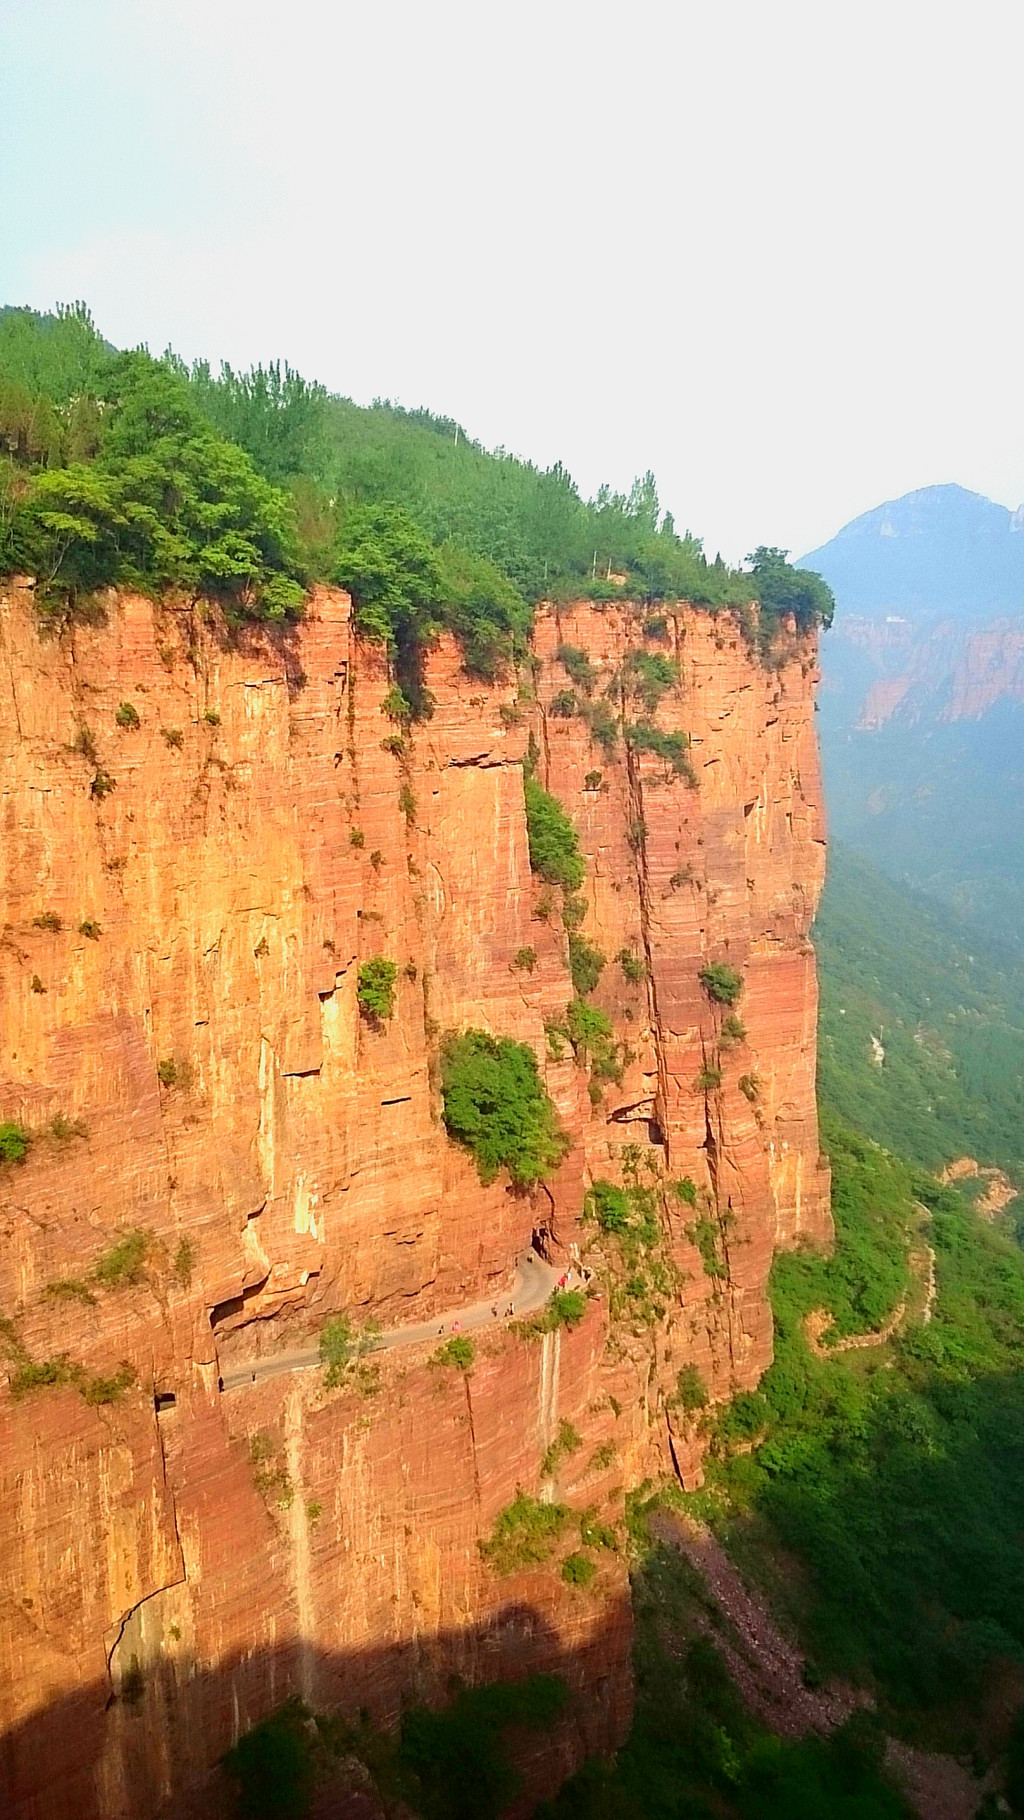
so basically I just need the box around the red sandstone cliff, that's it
[0,583,828,1818]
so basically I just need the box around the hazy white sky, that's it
[2,0,1021,559]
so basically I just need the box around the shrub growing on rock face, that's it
[625,720,695,783]
[357,957,398,1022]
[94,1228,150,1288]
[565,999,623,1083]
[440,1029,569,1186]
[523,777,585,892]
[568,934,605,997]
[623,649,677,713]
[617,946,646,984]
[674,1364,709,1412]
[0,1121,30,1165]
[560,1551,596,1589]
[556,643,596,695]
[480,1492,569,1574]
[319,1315,354,1387]
[586,1179,632,1234]
[515,1289,588,1337]
[429,1335,475,1372]
[699,961,744,1006]
[584,699,618,754]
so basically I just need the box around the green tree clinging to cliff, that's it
[440,1030,569,1186]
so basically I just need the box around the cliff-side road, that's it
[219,1248,562,1390]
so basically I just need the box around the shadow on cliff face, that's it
[1,1594,634,1820]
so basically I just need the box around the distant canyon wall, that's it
[825,610,1024,730]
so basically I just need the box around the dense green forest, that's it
[816,845,1024,1185]
[0,303,832,675]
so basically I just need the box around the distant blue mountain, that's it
[801,483,1024,618]
[806,483,1024,956]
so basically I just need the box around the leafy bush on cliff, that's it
[514,1289,589,1337]
[0,1120,30,1165]
[93,1228,150,1288]
[583,1163,677,1329]
[523,776,585,892]
[440,1030,569,1186]
[568,933,605,997]
[556,643,597,694]
[357,957,399,1023]
[674,1364,709,1412]
[699,960,744,1005]
[622,648,677,712]
[625,719,695,782]
[560,1551,596,1589]
[318,1313,381,1390]
[565,1000,625,1084]
[9,1353,135,1404]
[429,1335,475,1372]
[479,1492,569,1573]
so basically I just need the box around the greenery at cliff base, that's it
[223,1677,568,1820]
[695,1114,1024,1716]
[537,1543,909,1820]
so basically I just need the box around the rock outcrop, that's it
[0,583,828,1817]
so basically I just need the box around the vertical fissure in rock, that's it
[463,1369,482,1509]
[285,1384,316,1707]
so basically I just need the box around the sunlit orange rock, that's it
[0,583,828,1817]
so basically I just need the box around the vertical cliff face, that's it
[0,582,828,1818]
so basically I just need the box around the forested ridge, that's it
[0,303,832,675]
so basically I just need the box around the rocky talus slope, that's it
[0,583,828,1818]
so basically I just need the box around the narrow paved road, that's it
[219,1248,562,1392]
